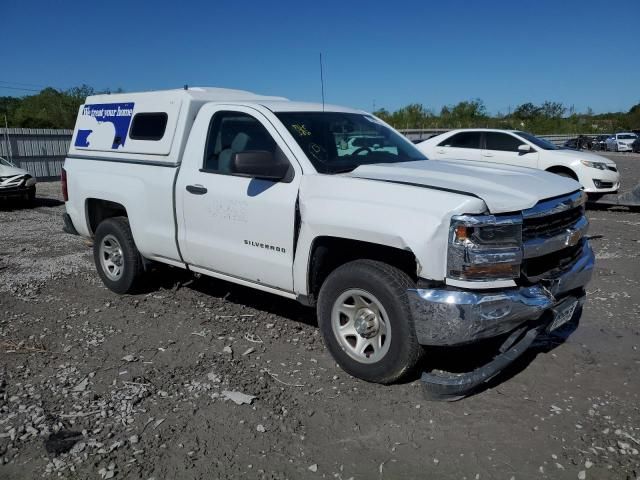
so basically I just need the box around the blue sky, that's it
[2,0,639,114]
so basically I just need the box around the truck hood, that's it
[347,160,580,214]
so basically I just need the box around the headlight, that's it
[448,215,523,281]
[580,160,607,170]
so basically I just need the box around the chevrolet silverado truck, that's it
[62,87,594,395]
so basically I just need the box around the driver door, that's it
[176,106,301,292]
[481,132,538,169]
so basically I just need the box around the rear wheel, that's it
[317,260,423,384]
[93,217,143,294]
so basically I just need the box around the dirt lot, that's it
[1,153,639,480]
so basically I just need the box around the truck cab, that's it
[63,87,594,393]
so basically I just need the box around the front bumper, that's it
[581,169,620,193]
[0,185,34,198]
[409,241,594,346]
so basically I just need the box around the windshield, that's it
[275,112,427,173]
[514,131,559,150]
[618,134,637,140]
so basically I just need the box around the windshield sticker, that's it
[291,123,311,137]
[74,103,135,149]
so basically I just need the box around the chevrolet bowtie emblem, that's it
[565,228,582,247]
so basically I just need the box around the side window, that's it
[438,132,481,149]
[485,132,524,152]
[203,111,278,174]
[129,113,168,141]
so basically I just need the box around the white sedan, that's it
[605,132,637,152]
[417,129,620,194]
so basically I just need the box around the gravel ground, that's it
[1,154,639,480]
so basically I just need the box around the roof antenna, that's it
[319,53,325,112]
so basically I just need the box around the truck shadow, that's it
[141,266,318,328]
[0,197,64,211]
[140,267,581,398]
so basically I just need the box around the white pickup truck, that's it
[62,87,594,394]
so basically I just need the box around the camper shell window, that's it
[129,112,169,141]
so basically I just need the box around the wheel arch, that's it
[85,198,129,236]
[546,165,579,181]
[303,235,418,306]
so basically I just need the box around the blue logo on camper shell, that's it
[75,103,135,149]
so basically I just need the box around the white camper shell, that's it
[69,88,288,165]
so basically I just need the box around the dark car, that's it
[563,135,593,150]
[632,136,640,153]
[591,134,610,151]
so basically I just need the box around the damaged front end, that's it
[0,173,36,199]
[411,191,594,399]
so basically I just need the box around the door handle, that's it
[436,149,446,154]
[186,184,208,195]
[482,152,493,157]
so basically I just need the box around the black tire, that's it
[93,217,143,294]
[26,186,36,205]
[317,260,423,384]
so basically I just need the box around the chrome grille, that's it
[519,191,588,280]
[522,242,584,280]
[522,206,583,241]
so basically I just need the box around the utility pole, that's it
[3,114,11,163]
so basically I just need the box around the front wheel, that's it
[26,186,36,205]
[93,217,143,294]
[317,260,423,384]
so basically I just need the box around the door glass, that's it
[203,111,278,174]
[438,132,481,149]
[485,132,524,152]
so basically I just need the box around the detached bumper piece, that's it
[417,295,584,401]
[409,241,594,400]
[420,322,543,401]
[588,183,640,208]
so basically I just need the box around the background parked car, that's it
[0,156,37,204]
[563,135,594,150]
[416,128,620,194]
[605,132,638,152]
[632,136,640,153]
[591,134,610,151]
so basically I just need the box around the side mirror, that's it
[518,144,532,153]
[231,151,289,181]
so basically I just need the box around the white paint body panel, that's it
[64,88,581,301]
[348,160,579,213]
[64,157,180,262]
[175,103,302,292]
